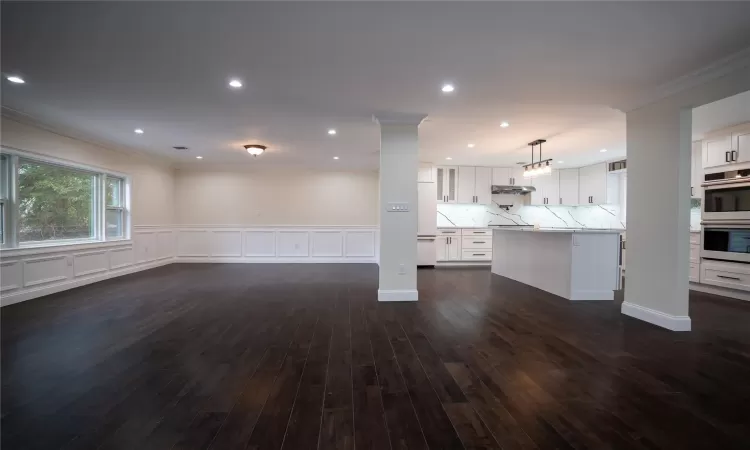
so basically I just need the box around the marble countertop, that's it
[491,226,624,234]
[437,226,492,229]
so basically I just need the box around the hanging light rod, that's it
[523,139,553,178]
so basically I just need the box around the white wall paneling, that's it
[277,231,310,257]
[244,230,276,257]
[211,230,243,257]
[176,230,211,257]
[345,231,376,257]
[311,231,344,257]
[0,226,175,306]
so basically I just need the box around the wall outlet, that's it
[398,263,406,275]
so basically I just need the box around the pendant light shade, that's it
[244,144,266,157]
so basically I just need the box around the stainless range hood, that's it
[491,185,536,195]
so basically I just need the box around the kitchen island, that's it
[491,227,622,300]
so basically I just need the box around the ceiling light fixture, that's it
[441,83,455,93]
[500,121,510,128]
[228,79,243,88]
[333,156,340,160]
[446,157,453,160]
[328,129,337,135]
[523,139,552,178]
[196,156,203,159]
[244,144,266,157]
[467,143,475,148]
[600,148,607,153]
[134,128,144,134]
[6,75,25,84]
[557,161,564,164]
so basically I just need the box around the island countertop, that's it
[490,226,624,234]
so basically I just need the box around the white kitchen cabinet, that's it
[691,141,703,198]
[436,235,461,261]
[703,135,733,168]
[511,166,525,186]
[418,162,435,183]
[735,130,750,163]
[530,171,559,205]
[436,166,458,203]
[492,167,510,186]
[579,163,610,205]
[457,166,491,205]
[558,169,579,205]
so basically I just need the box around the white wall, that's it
[0,116,175,225]
[173,167,379,226]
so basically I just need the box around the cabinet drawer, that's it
[438,229,460,236]
[689,263,699,283]
[689,233,700,245]
[462,236,492,249]
[690,244,700,262]
[461,250,492,261]
[702,263,750,291]
[461,229,491,236]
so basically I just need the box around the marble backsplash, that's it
[437,196,703,231]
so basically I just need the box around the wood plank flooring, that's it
[2,263,750,449]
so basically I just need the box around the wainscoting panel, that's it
[135,231,157,263]
[177,230,210,258]
[157,231,176,260]
[109,247,135,270]
[277,231,310,257]
[73,250,109,278]
[345,231,376,257]
[245,230,276,257]
[0,260,23,292]
[23,255,69,288]
[211,230,243,257]
[311,231,344,257]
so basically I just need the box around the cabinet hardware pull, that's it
[726,151,730,163]
[559,197,562,204]
[732,150,738,161]
[473,253,485,256]
[473,241,485,244]
[717,275,741,281]
[473,231,484,234]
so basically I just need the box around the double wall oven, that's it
[702,169,750,264]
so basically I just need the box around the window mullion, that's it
[8,154,20,248]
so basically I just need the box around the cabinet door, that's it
[579,163,607,204]
[474,167,492,205]
[703,135,732,168]
[559,169,579,205]
[545,171,560,205]
[436,236,449,261]
[491,167,510,186]
[457,166,476,204]
[511,166,525,186]
[530,176,545,205]
[436,167,445,202]
[445,167,458,203]
[447,235,461,260]
[735,131,750,163]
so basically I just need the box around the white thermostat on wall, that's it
[387,202,409,212]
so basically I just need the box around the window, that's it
[0,150,130,249]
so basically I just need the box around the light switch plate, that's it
[386,202,409,212]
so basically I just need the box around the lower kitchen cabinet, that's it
[436,234,461,261]
[437,228,492,263]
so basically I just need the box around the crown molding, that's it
[616,46,750,113]
[1,106,175,167]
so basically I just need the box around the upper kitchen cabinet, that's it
[530,171,559,205]
[703,134,734,168]
[436,166,458,203]
[579,163,618,205]
[492,166,525,186]
[418,162,435,183]
[558,169,579,205]
[691,141,703,198]
[457,166,492,204]
[734,129,750,162]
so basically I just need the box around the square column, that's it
[622,102,692,331]
[374,113,427,302]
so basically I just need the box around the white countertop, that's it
[491,226,623,234]
[437,226,491,229]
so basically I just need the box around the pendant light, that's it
[523,139,552,178]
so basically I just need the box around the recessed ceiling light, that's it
[328,129,337,135]
[500,121,510,128]
[228,79,243,88]
[6,75,25,84]
[600,148,607,153]
[441,83,454,93]
[557,160,564,164]
[467,143,475,148]
[446,157,453,160]
[196,156,203,159]
[333,156,340,160]
[134,128,144,134]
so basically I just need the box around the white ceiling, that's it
[2,2,750,170]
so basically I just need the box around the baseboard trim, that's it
[177,257,377,264]
[378,289,418,302]
[690,282,750,302]
[621,301,692,331]
[570,289,615,301]
[1,258,174,307]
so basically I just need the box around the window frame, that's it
[0,147,131,250]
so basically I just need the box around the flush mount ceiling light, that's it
[244,144,266,157]
[600,148,608,153]
[333,156,340,160]
[196,156,203,159]
[467,143,475,148]
[441,83,454,93]
[557,160,564,164]
[500,121,510,128]
[522,139,552,178]
[134,128,144,134]
[6,75,25,84]
[328,129,337,135]
[446,157,453,160]
[228,79,243,88]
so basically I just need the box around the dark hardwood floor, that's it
[2,264,750,449]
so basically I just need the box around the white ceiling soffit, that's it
[2,1,750,169]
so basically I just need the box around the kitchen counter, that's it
[491,227,620,300]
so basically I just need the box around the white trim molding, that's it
[621,301,692,332]
[378,289,419,302]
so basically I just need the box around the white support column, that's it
[373,113,427,302]
[622,102,693,331]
